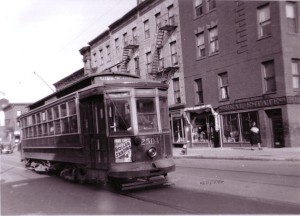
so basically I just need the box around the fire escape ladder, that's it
[119,35,139,73]
[150,30,165,78]
[121,48,130,73]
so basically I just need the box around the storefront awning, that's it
[183,104,220,131]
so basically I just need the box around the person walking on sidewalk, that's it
[250,122,262,150]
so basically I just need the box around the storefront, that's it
[170,96,300,148]
[218,96,300,148]
[170,104,221,148]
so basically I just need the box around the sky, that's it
[0,0,136,103]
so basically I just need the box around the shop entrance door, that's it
[267,109,285,148]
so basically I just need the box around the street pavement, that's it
[172,146,300,161]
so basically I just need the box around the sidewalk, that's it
[172,146,300,161]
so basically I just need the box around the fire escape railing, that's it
[149,14,178,81]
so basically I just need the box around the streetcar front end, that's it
[104,83,175,187]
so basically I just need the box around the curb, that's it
[173,155,300,161]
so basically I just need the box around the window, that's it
[155,12,161,32]
[219,72,229,100]
[41,111,46,122]
[209,26,219,54]
[194,0,203,17]
[134,57,140,76]
[107,99,132,135]
[68,101,76,115]
[158,49,164,70]
[207,0,216,11]
[196,32,205,58]
[292,59,300,89]
[262,60,276,93]
[99,49,104,65]
[286,2,298,33]
[222,111,259,143]
[53,106,59,119]
[223,114,239,142]
[173,78,181,104]
[36,113,41,124]
[144,19,150,39]
[132,27,137,45]
[93,53,97,64]
[106,45,111,62]
[170,41,178,65]
[60,103,67,117]
[123,32,128,47]
[195,78,204,104]
[159,97,169,131]
[168,5,175,25]
[257,4,271,38]
[47,109,53,121]
[146,51,152,73]
[136,98,158,133]
[16,110,22,117]
[115,38,119,55]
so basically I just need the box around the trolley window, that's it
[136,98,158,133]
[159,97,169,131]
[107,99,132,135]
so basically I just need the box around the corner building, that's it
[179,0,300,148]
[79,0,186,146]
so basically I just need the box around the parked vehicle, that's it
[1,144,13,154]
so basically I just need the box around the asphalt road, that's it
[1,152,300,215]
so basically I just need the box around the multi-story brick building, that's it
[2,103,29,144]
[57,0,299,148]
[79,0,187,146]
[179,0,300,148]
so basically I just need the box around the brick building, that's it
[79,0,186,146]
[178,0,300,148]
[2,103,30,144]
[60,0,300,148]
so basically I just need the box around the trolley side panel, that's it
[22,134,86,164]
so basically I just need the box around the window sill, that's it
[206,8,216,15]
[287,32,300,36]
[195,102,204,106]
[257,35,272,41]
[293,89,300,93]
[169,103,186,110]
[262,91,276,96]
[209,52,219,57]
[193,14,204,21]
[219,98,230,103]
[196,56,206,61]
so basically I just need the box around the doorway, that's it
[80,96,109,169]
[266,109,285,148]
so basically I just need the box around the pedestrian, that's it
[249,122,262,150]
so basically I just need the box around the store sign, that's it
[219,97,287,112]
[114,138,132,163]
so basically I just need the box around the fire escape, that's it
[149,15,178,81]
[120,35,139,73]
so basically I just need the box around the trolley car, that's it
[18,72,175,190]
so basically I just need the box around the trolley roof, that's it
[26,72,167,111]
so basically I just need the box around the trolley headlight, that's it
[147,147,157,158]
[134,136,142,146]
